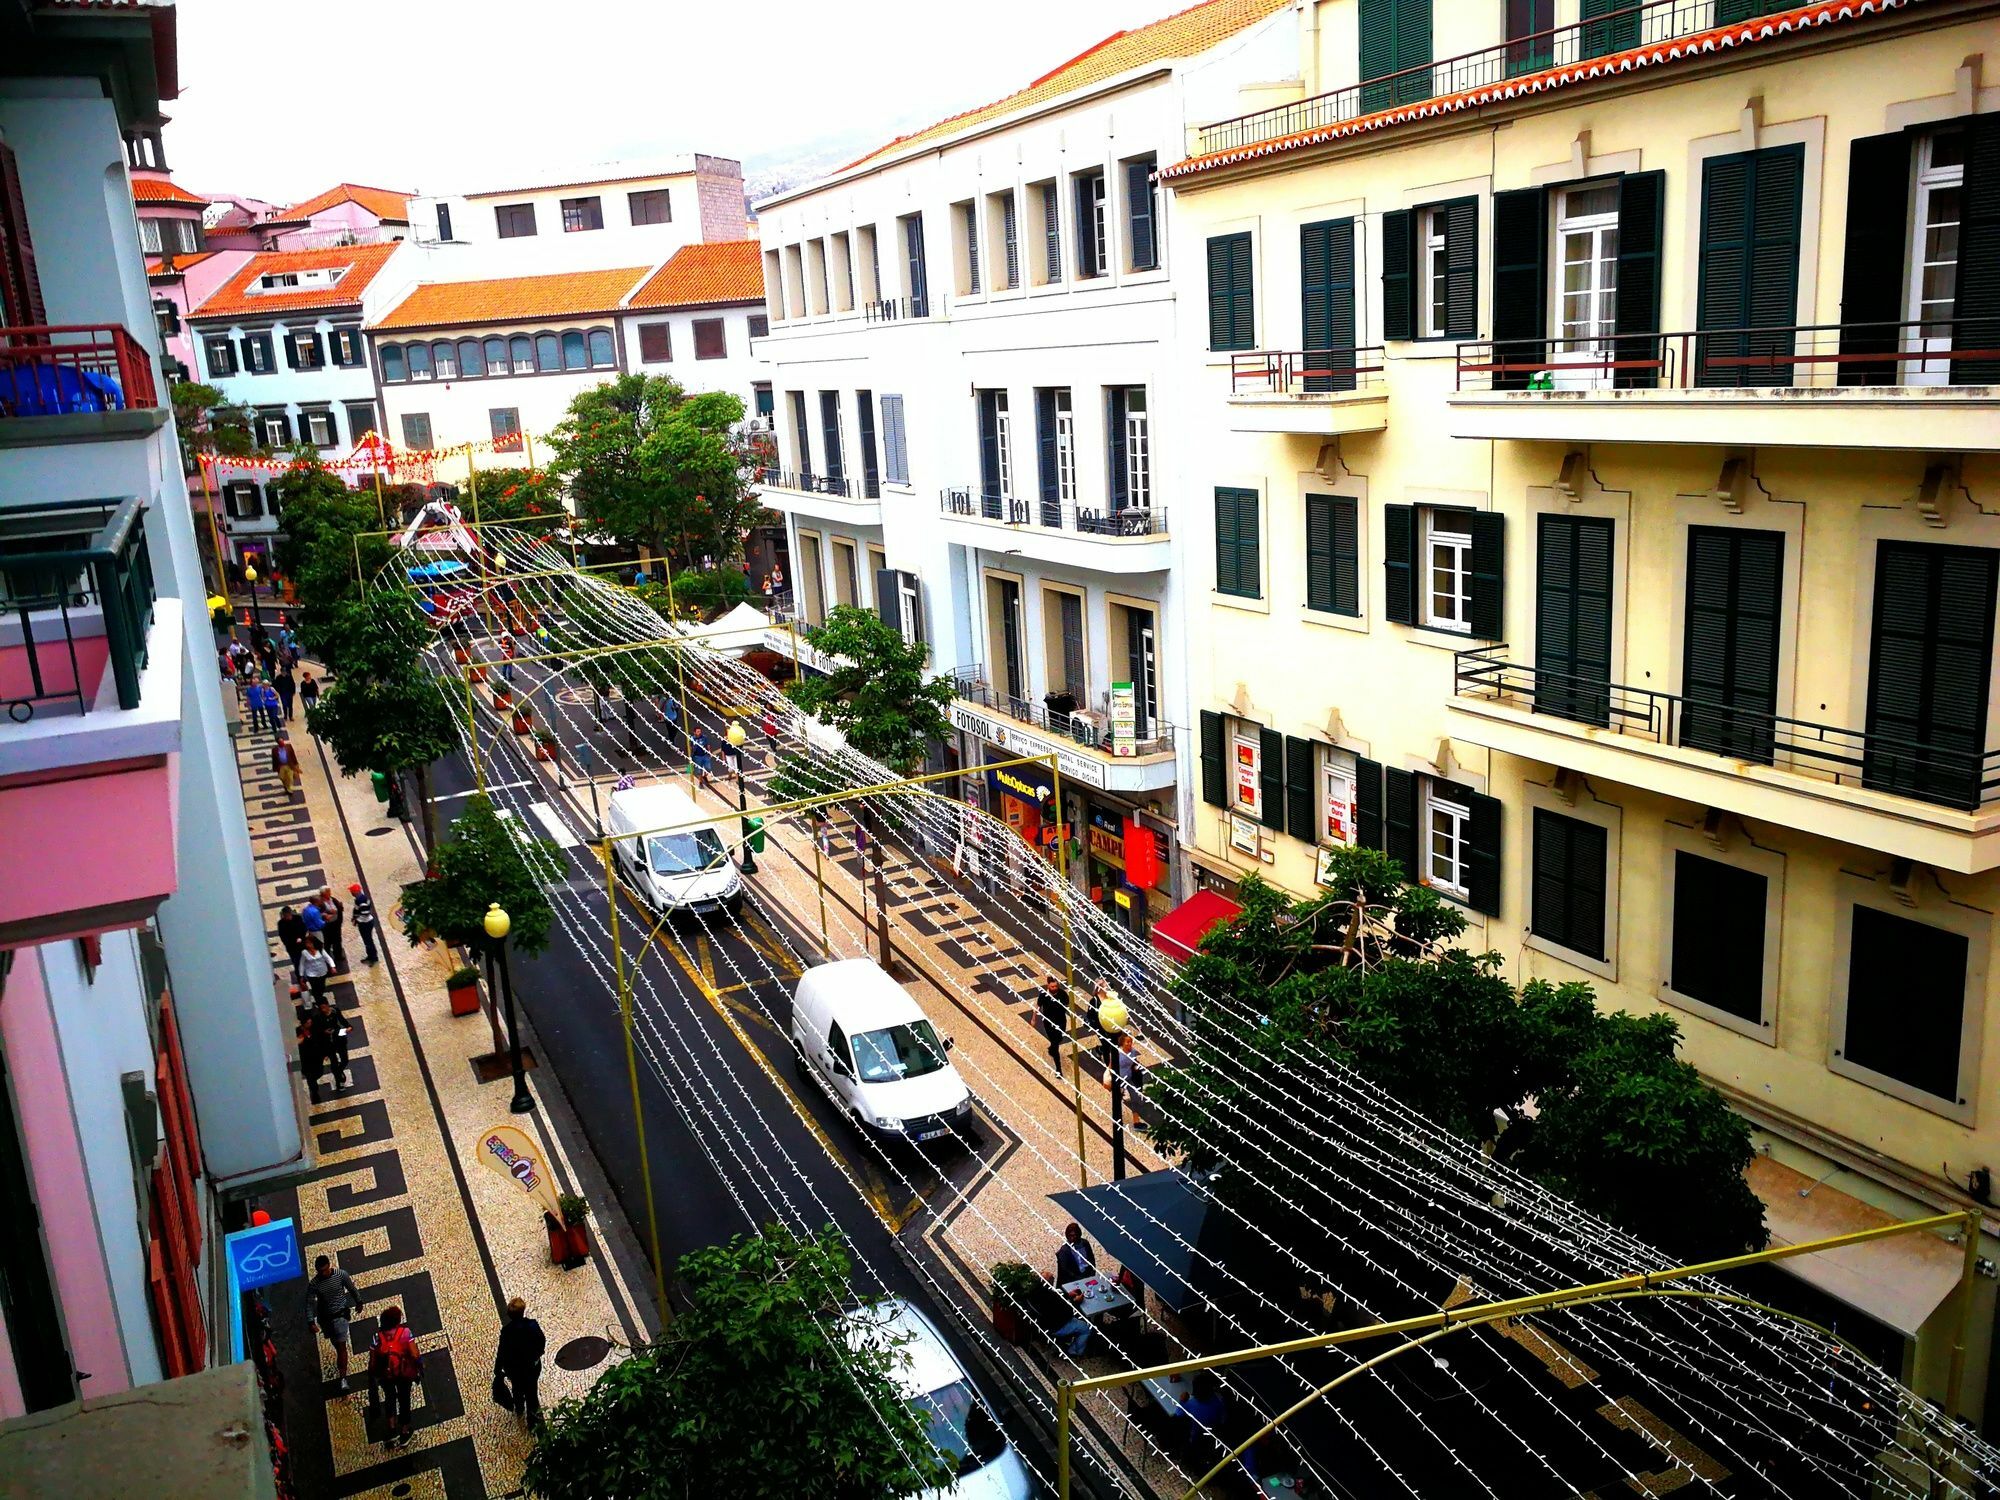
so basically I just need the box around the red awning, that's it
[1150,888,1242,963]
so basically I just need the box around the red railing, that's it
[1231,346,1386,397]
[0,324,160,418]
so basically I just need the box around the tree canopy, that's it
[785,605,954,773]
[270,452,393,665]
[171,379,254,472]
[522,1223,953,1500]
[398,792,558,957]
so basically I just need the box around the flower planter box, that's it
[493,689,513,710]
[447,975,482,1017]
[991,1301,1021,1344]
[546,1213,591,1268]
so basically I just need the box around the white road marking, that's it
[431,780,533,802]
[527,800,580,848]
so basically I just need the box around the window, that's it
[1383,198,1475,340]
[203,337,236,378]
[256,410,290,447]
[1422,510,1473,633]
[241,333,275,374]
[692,318,726,359]
[880,393,908,484]
[1905,130,1965,383]
[900,213,930,316]
[328,327,365,367]
[1863,540,1998,809]
[139,218,162,254]
[1667,852,1767,1025]
[1036,180,1062,285]
[0,140,44,329]
[482,335,507,373]
[1695,145,1804,387]
[561,330,587,370]
[1073,169,1108,278]
[856,224,881,304]
[976,389,1010,505]
[435,202,454,241]
[1842,905,1969,1105]
[788,390,811,476]
[638,322,671,363]
[1320,747,1359,847]
[830,231,856,312]
[490,408,522,452]
[1505,0,1553,73]
[1421,207,1450,337]
[1305,494,1360,616]
[1423,784,1473,898]
[344,400,377,440]
[753,382,774,420]
[819,390,846,482]
[806,239,830,315]
[1553,183,1621,367]
[561,196,604,232]
[401,412,432,450]
[495,203,536,238]
[223,481,261,520]
[1530,808,1607,960]
[431,339,457,380]
[588,328,616,367]
[301,408,337,448]
[379,343,405,382]
[259,272,300,291]
[456,338,484,378]
[152,298,179,339]
[628,188,672,225]
[1231,724,1265,820]
[1359,0,1433,109]
[958,201,981,295]
[1215,487,1261,598]
[406,341,434,381]
[1046,587,1085,698]
[855,390,880,496]
[1383,504,1502,637]
[510,334,534,373]
[287,330,324,371]
[1206,232,1254,350]
[1107,387,1149,512]
[1123,154,1158,272]
[1035,388,1076,525]
[748,313,769,339]
[535,332,561,372]
[831,539,859,608]
[995,191,1019,290]
[1384,771,1498,910]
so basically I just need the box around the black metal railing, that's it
[758,466,877,500]
[1,496,157,720]
[1230,346,1387,397]
[1455,319,2000,393]
[1454,645,2000,813]
[1196,0,1787,156]
[864,296,931,323]
[952,664,1175,756]
[940,485,1169,538]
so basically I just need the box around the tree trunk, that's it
[415,762,438,858]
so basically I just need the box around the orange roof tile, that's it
[190,243,401,320]
[627,241,764,309]
[370,266,652,331]
[147,250,219,277]
[839,0,1291,172]
[132,177,208,206]
[270,182,412,225]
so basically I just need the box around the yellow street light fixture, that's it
[483,902,511,941]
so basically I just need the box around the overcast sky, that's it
[167,0,1185,203]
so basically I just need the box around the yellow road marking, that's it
[739,909,805,978]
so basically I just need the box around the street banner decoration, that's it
[474,1122,562,1219]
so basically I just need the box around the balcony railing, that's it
[0,324,160,418]
[864,296,930,323]
[1196,0,1779,156]
[940,485,1169,538]
[1,497,157,718]
[952,664,1174,756]
[1454,646,2000,813]
[1230,347,1387,396]
[758,466,881,500]
[1454,320,2000,392]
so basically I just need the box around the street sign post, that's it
[224,1217,303,1360]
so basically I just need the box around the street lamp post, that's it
[243,562,265,638]
[1097,990,1130,1182]
[725,720,757,875]
[483,903,534,1114]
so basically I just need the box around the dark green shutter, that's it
[977,390,1002,508]
[1214,487,1260,599]
[1954,115,2000,386]
[1206,233,1254,351]
[1301,218,1356,391]
[1443,198,1478,338]
[1036,389,1059,518]
[1466,791,1502,916]
[1680,527,1783,764]
[1837,132,1913,385]
[1696,145,1803,387]
[1534,514,1615,725]
[1579,0,1638,57]
[1863,542,1999,808]
[1305,495,1336,613]
[1490,187,1547,389]
[1043,182,1062,282]
[1332,496,1360,616]
[1127,158,1157,272]
[1259,727,1285,831]
[1285,736,1316,841]
[1359,0,1397,110]
[1107,388,1128,510]
[1394,0,1432,103]
[282,332,299,369]
[1199,711,1227,807]
[1468,511,1505,641]
[1532,808,1605,958]
[1383,767,1418,878]
[1844,906,1968,1103]
[1381,209,1415,340]
[1383,503,1417,624]
[1354,757,1384,850]
[1714,0,1762,22]
[1613,170,1666,388]
[1505,0,1553,73]
[856,392,880,493]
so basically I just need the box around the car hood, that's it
[857,1064,970,1119]
[925,1446,1032,1500]
[648,863,740,903]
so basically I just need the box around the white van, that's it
[842,1297,1032,1499]
[606,782,743,921]
[791,959,972,1142]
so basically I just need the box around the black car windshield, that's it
[647,828,726,876]
[912,1379,1006,1474]
[850,1021,947,1083]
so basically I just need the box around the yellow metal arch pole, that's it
[197,454,228,599]
[602,839,668,1318]
[1051,757,1085,1193]
[1948,1207,1982,1419]
[463,666,486,797]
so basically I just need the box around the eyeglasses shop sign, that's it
[949,703,1108,789]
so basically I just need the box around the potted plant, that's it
[445,963,482,1017]
[493,683,513,710]
[557,1192,591,1267]
[989,1260,1040,1344]
[534,728,557,762]
[511,701,535,736]
[470,662,489,683]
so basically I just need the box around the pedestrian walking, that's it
[298,934,334,1003]
[369,1305,421,1448]
[493,1297,546,1423]
[300,672,321,716]
[271,735,302,794]
[295,1007,331,1104]
[244,677,270,734]
[228,639,252,680]
[692,725,713,789]
[256,635,278,678]
[502,633,517,682]
[275,663,297,722]
[1037,977,1069,1077]
[1111,1031,1140,1124]
[277,904,307,974]
[317,886,348,971]
[311,995,351,1091]
[305,1255,364,1393]
[350,883,380,964]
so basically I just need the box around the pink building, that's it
[262,182,412,251]
[201,192,283,252]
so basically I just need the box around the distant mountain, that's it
[744,111,931,206]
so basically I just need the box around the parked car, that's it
[606,781,742,921]
[791,958,973,1142]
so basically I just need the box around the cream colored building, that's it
[1165,0,2000,1426]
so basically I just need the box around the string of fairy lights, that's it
[392,526,2000,1497]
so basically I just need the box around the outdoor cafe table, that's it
[1061,1273,1133,1321]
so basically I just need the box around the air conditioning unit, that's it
[1068,710,1103,747]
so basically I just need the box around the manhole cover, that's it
[366,827,393,837]
[555,1335,612,1371]
[391,1486,412,1498]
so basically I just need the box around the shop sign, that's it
[986,757,1054,806]
[1088,826,1124,863]
[1315,846,1340,887]
[1231,815,1260,855]
[1232,733,1261,815]
[1108,681,1137,758]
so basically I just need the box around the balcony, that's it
[1227,347,1388,436]
[936,486,1171,573]
[0,324,167,448]
[949,666,1177,795]
[1447,322,2000,450]
[0,498,183,944]
[1447,647,2000,873]
[864,296,932,323]
[756,465,883,526]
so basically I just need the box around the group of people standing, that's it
[1035,976,1145,1125]
[276,884,380,1103]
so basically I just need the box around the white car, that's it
[844,1297,1034,1499]
[606,781,743,921]
[792,959,973,1143]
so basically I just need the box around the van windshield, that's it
[850,1020,947,1083]
[646,828,727,876]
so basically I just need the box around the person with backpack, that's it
[306,1255,365,1393]
[370,1305,422,1448]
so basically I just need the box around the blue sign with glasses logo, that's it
[226,1218,302,1292]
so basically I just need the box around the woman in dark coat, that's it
[276,905,307,975]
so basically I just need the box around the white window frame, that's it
[1904,130,1965,385]
[294,334,323,371]
[258,413,287,447]
[1419,207,1449,339]
[1320,747,1358,848]
[1551,182,1620,388]
[303,410,334,447]
[139,218,163,254]
[244,337,272,374]
[961,202,982,296]
[1055,390,1077,505]
[1421,510,1473,634]
[1230,726,1262,819]
[1124,390,1151,510]
[993,394,1014,502]
[1083,171,1109,277]
[1424,782,1472,899]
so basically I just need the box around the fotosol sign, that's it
[475,1122,562,1219]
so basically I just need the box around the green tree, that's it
[477,466,565,523]
[305,593,459,852]
[271,451,393,664]
[170,379,254,472]
[785,604,953,773]
[522,1223,952,1500]
[397,792,558,956]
